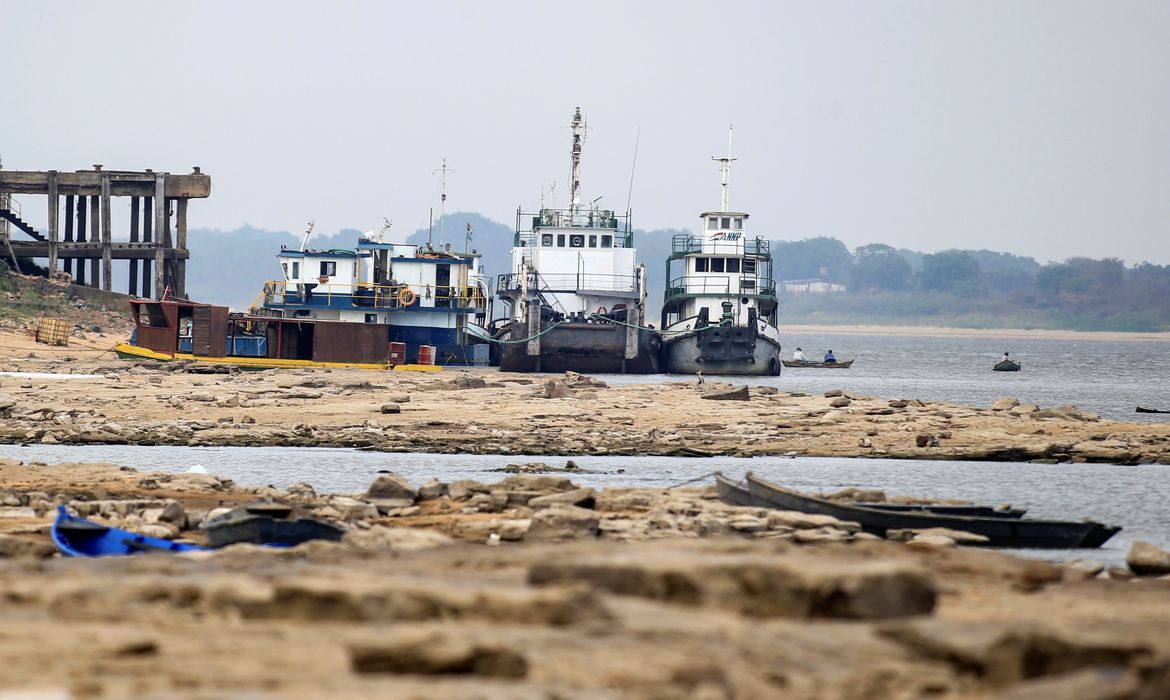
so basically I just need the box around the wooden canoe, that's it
[993,359,1022,372]
[741,473,1120,549]
[715,473,1026,519]
[781,359,854,368]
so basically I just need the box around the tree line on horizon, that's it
[772,236,1170,331]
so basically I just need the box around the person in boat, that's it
[823,349,837,364]
[792,347,807,363]
[1001,352,1010,363]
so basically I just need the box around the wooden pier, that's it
[0,166,211,298]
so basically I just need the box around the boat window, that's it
[720,217,731,229]
[557,234,566,247]
[734,217,743,230]
[570,234,585,248]
[695,257,709,272]
[365,313,377,323]
[711,258,725,273]
[743,259,757,274]
[291,261,300,279]
[541,234,554,246]
[281,262,289,279]
[726,258,741,273]
[320,261,336,277]
[707,217,718,230]
[601,234,612,247]
[588,235,597,248]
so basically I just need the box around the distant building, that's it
[781,279,847,294]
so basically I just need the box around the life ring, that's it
[397,287,417,306]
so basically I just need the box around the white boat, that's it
[493,107,660,373]
[660,132,781,375]
[254,220,493,366]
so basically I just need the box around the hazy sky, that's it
[4,1,1169,265]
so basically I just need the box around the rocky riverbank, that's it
[1,458,1170,699]
[1,330,1169,463]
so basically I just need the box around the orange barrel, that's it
[388,342,406,364]
[417,345,436,365]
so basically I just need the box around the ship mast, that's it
[569,107,585,214]
[433,158,454,246]
[711,125,736,212]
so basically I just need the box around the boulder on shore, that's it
[1127,540,1170,576]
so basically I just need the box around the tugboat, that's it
[493,107,660,373]
[254,216,493,366]
[660,132,781,375]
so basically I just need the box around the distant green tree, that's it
[850,243,913,293]
[773,237,852,283]
[1035,257,1124,310]
[918,250,985,294]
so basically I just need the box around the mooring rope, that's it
[665,470,723,490]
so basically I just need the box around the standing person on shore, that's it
[792,347,806,363]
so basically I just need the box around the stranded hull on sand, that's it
[662,327,780,376]
[495,321,660,374]
[117,296,441,372]
[738,472,1120,549]
[715,473,1026,519]
[52,506,206,557]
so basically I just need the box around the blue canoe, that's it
[51,505,207,557]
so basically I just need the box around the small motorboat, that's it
[993,359,1022,372]
[781,359,854,369]
[51,506,206,557]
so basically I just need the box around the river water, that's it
[601,333,1170,423]
[3,444,1166,566]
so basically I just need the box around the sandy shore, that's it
[3,324,1170,698]
[784,323,1170,343]
[0,458,1168,698]
[2,328,1169,464]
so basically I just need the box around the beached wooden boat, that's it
[202,502,346,548]
[51,506,206,557]
[993,359,1022,372]
[740,473,1120,548]
[781,359,854,369]
[714,473,1026,519]
[1136,406,1170,414]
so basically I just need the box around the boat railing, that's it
[261,280,488,311]
[665,275,777,299]
[515,207,634,247]
[670,233,770,258]
[497,271,639,295]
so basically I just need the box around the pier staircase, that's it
[0,200,46,241]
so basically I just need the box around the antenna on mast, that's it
[625,126,641,214]
[299,221,315,251]
[711,125,736,212]
[568,107,586,213]
[432,158,455,245]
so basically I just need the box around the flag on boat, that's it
[466,222,473,239]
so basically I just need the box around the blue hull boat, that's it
[51,506,207,557]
